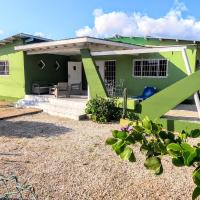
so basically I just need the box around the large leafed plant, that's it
[106,117,200,200]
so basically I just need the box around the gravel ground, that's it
[0,113,199,200]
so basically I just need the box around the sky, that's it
[0,0,200,40]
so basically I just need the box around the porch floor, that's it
[164,104,200,122]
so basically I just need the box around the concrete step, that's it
[37,103,86,120]
[21,95,88,120]
[37,102,85,114]
[48,98,86,109]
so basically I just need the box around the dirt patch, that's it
[0,101,42,120]
[0,101,13,107]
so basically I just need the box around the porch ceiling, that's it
[14,36,143,56]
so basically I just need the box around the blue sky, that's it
[0,0,200,40]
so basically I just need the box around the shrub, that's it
[85,97,122,123]
[126,110,139,121]
[106,116,200,200]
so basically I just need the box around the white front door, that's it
[68,62,82,86]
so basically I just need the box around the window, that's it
[133,59,168,78]
[73,66,76,70]
[0,61,9,75]
[104,60,116,85]
[104,60,116,97]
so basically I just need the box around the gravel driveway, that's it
[0,113,198,200]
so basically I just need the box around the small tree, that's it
[106,117,200,200]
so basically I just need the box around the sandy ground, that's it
[0,113,199,200]
[165,104,200,122]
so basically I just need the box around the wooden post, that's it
[122,88,127,119]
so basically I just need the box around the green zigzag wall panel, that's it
[81,49,108,98]
[140,70,200,119]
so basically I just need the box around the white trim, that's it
[181,48,192,74]
[132,58,168,78]
[181,47,200,118]
[15,37,139,51]
[26,47,81,55]
[0,75,10,77]
[194,93,200,118]
[15,38,88,50]
[91,46,187,56]
[88,85,90,100]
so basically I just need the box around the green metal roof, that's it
[108,36,199,46]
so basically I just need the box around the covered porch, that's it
[15,37,200,123]
[15,37,140,99]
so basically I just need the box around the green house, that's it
[0,33,199,113]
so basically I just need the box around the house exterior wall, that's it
[94,47,197,96]
[24,54,68,94]
[0,40,25,99]
[0,35,197,99]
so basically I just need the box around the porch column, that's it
[80,49,108,98]
[181,47,200,118]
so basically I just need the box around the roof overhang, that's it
[14,37,143,56]
[91,46,187,56]
[0,33,51,47]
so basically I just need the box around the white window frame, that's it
[132,58,168,78]
[0,60,9,76]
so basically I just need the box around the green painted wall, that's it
[0,40,25,98]
[94,47,197,97]
[24,54,68,94]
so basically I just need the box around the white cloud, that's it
[34,32,45,37]
[75,0,200,40]
[0,30,4,35]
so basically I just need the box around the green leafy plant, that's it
[126,110,139,121]
[85,96,122,123]
[106,117,200,199]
